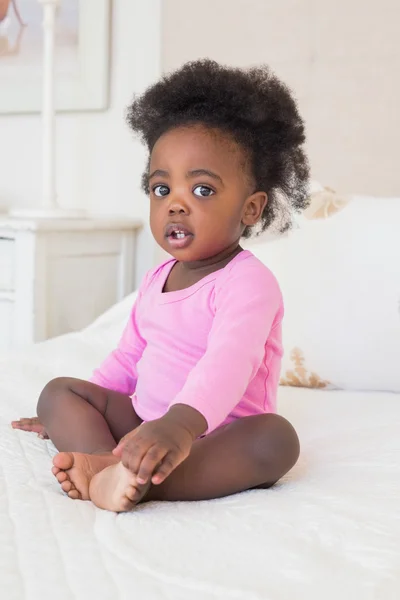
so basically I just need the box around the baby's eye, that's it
[153,185,170,197]
[193,185,215,198]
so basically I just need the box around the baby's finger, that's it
[17,417,37,425]
[13,423,37,432]
[11,419,30,429]
[113,432,132,456]
[151,451,182,485]
[20,423,41,432]
[11,417,43,433]
[121,441,150,475]
[136,446,167,485]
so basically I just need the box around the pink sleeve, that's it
[169,263,283,432]
[89,273,151,395]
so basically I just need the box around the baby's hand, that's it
[11,417,49,439]
[113,416,195,485]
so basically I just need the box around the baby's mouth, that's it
[164,223,194,249]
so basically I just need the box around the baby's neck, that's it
[164,244,243,293]
[180,243,243,274]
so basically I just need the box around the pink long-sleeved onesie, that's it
[91,250,283,433]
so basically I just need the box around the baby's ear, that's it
[242,192,268,226]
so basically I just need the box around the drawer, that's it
[0,237,15,291]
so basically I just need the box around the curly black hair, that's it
[127,59,310,236]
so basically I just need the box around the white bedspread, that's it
[1,300,399,599]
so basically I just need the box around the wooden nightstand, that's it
[0,216,142,352]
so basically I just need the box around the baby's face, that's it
[148,124,263,263]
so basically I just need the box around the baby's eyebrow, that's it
[186,169,223,184]
[148,168,223,185]
[149,169,169,180]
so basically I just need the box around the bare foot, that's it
[52,452,118,501]
[11,417,48,439]
[89,462,150,512]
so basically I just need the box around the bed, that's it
[1,291,399,600]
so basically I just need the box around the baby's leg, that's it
[37,377,142,500]
[147,413,299,501]
[38,377,141,452]
[90,413,300,510]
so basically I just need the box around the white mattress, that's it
[1,301,399,600]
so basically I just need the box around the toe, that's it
[61,480,73,493]
[120,497,135,512]
[56,471,68,483]
[52,466,60,476]
[125,484,140,503]
[53,452,75,471]
[68,489,81,500]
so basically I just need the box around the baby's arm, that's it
[168,263,283,431]
[114,263,283,485]
[89,298,145,395]
[12,286,148,436]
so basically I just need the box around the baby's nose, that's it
[168,200,189,215]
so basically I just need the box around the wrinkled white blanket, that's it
[1,295,399,599]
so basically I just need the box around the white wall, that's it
[162,0,400,197]
[3,0,398,289]
[0,0,162,284]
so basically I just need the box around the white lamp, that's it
[10,0,85,218]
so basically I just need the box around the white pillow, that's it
[248,194,400,392]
